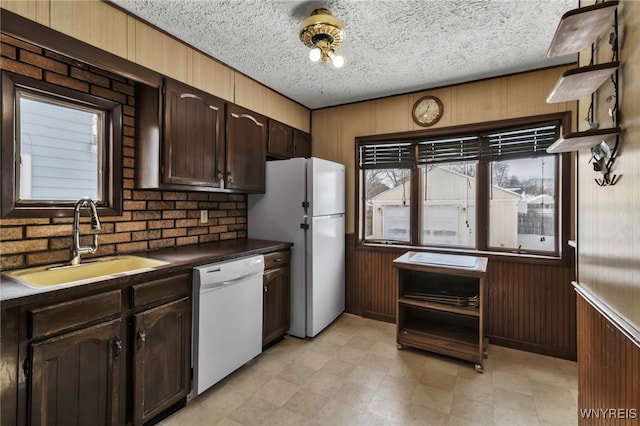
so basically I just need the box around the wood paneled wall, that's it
[577,295,639,425]
[346,234,577,360]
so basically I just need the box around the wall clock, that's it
[412,96,443,127]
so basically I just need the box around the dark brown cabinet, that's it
[262,250,291,347]
[266,122,312,160]
[267,119,293,159]
[293,129,312,158]
[136,78,225,191]
[133,297,190,425]
[30,318,123,426]
[226,104,267,192]
[9,272,192,426]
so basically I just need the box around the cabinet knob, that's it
[113,336,122,358]
[227,171,233,183]
[137,330,146,350]
[264,285,268,293]
[217,170,224,180]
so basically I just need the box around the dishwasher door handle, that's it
[200,271,263,292]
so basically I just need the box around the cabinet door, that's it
[163,78,225,188]
[293,129,312,158]
[263,266,290,347]
[132,297,190,426]
[30,319,123,426]
[267,119,293,159]
[226,104,266,192]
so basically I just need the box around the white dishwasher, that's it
[190,255,264,398]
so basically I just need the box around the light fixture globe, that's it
[300,8,346,67]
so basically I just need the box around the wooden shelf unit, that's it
[546,61,619,104]
[545,1,620,155]
[546,126,621,154]
[393,252,488,372]
[547,0,619,57]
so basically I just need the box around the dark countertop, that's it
[0,239,292,309]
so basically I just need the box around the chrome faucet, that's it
[70,197,102,265]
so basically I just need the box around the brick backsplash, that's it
[0,34,247,271]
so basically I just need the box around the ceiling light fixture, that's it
[299,8,345,68]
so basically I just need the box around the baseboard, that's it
[488,335,577,361]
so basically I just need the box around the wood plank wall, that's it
[346,233,577,360]
[577,296,640,425]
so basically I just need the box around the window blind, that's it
[359,142,415,169]
[481,122,560,161]
[417,135,480,165]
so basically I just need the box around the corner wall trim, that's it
[573,281,640,349]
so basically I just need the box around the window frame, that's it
[355,112,572,263]
[1,71,123,218]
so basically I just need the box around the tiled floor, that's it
[161,314,578,426]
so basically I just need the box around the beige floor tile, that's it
[360,352,395,373]
[332,381,377,411]
[423,353,462,376]
[375,374,419,401]
[402,401,450,426]
[214,417,244,426]
[494,404,540,426]
[302,370,345,397]
[453,376,494,406]
[418,368,459,392]
[357,411,403,426]
[448,414,492,426]
[260,407,307,426]
[294,348,331,370]
[226,396,279,426]
[277,362,317,386]
[319,357,357,377]
[410,383,454,415]
[492,369,534,395]
[369,339,400,359]
[365,392,409,423]
[226,366,273,395]
[347,364,387,389]
[316,398,364,425]
[309,339,343,355]
[493,387,538,415]
[345,334,377,351]
[255,377,299,407]
[334,345,369,364]
[283,389,330,418]
[449,393,494,424]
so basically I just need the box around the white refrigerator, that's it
[248,157,345,338]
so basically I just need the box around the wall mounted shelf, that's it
[547,0,619,57]
[545,0,620,165]
[547,127,620,154]
[546,61,619,103]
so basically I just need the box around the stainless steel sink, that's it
[3,255,169,288]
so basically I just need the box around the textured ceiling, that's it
[110,0,578,110]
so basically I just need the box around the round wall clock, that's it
[412,96,443,127]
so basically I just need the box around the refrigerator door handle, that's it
[300,223,309,230]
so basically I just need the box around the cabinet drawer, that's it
[264,251,290,270]
[131,272,191,308]
[29,290,121,339]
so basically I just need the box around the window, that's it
[357,113,569,258]
[1,71,122,217]
[17,90,104,202]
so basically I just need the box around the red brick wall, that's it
[0,34,247,270]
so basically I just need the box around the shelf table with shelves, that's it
[393,251,488,372]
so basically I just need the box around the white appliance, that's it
[190,255,264,398]
[248,157,345,338]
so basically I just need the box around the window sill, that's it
[356,242,570,266]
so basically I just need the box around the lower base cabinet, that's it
[133,297,191,425]
[30,319,123,426]
[262,250,291,347]
[7,272,192,426]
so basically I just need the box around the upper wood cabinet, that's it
[136,78,225,191]
[293,129,312,159]
[267,119,293,159]
[266,120,312,160]
[226,104,267,192]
